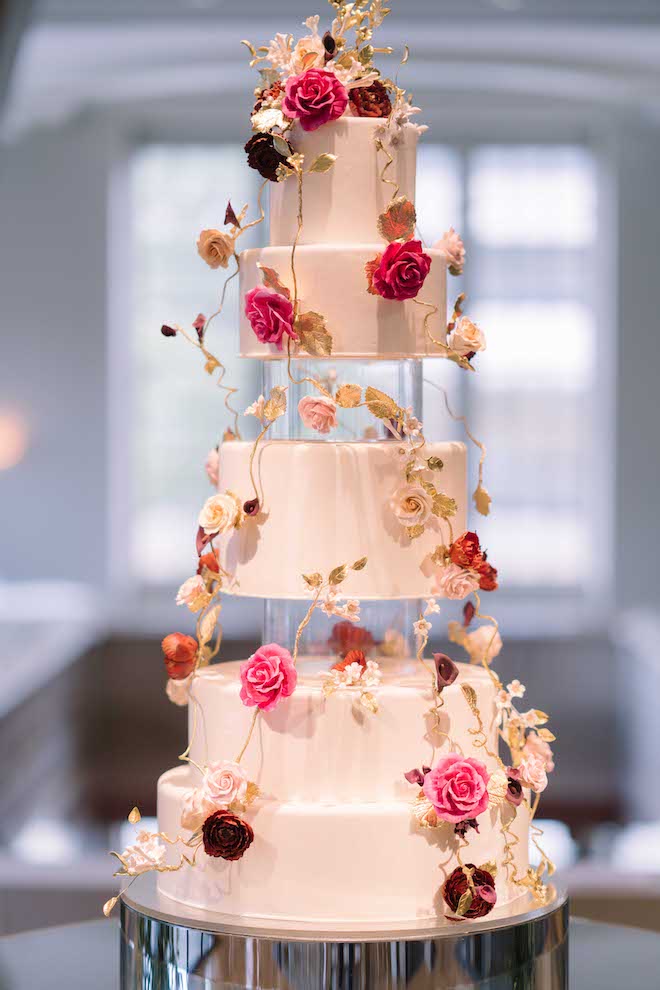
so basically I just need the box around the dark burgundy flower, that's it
[243,498,260,516]
[322,31,336,58]
[443,864,497,920]
[462,601,476,628]
[404,765,432,787]
[349,80,392,118]
[505,767,523,807]
[202,810,254,861]
[328,621,375,658]
[161,324,177,337]
[434,653,459,692]
[453,818,480,838]
[245,132,289,182]
[162,633,198,679]
[192,313,206,342]
[196,525,213,557]
[449,532,483,570]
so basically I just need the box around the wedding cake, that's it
[108,0,556,929]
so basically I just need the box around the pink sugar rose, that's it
[239,643,297,712]
[523,730,555,773]
[283,68,349,132]
[298,395,338,435]
[433,563,481,601]
[517,752,548,793]
[369,240,432,302]
[422,753,490,824]
[245,287,297,350]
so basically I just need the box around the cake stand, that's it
[120,874,568,989]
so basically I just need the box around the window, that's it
[129,140,607,617]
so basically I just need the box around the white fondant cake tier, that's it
[218,440,466,599]
[239,244,447,360]
[269,117,418,247]
[157,765,530,924]
[187,660,499,803]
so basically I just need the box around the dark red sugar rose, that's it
[332,649,367,673]
[202,810,254,861]
[366,240,432,302]
[245,132,290,183]
[328,621,375,658]
[349,80,392,118]
[477,560,498,592]
[443,864,497,920]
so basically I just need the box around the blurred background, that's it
[1,0,659,936]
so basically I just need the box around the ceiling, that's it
[4,0,660,141]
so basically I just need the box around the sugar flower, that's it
[181,788,216,831]
[239,643,297,712]
[390,483,434,527]
[205,447,220,487]
[198,492,242,536]
[202,760,248,808]
[422,754,490,824]
[176,575,210,612]
[432,563,480,601]
[434,227,465,276]
[197,228,235,270]
[464,625,503,664]
[298,395,338,435]
[244,394,266,420]
[517,753,548,793]
[523,731,555,772]
[166,673,194,707]
[117,830,166,875]
[448,316,486,359]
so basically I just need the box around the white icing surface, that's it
[187,660,499,803]
[217,440,466,599]
[157,764,530,924]
[269,117,418,247]
[239,243,447,360]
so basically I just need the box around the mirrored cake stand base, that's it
[120,874,568,989]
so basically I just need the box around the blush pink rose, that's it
[245,287,297,350]
[370,240,432,301]
[298,395,338,434]
[239,643,297,712]
[283,69,348,132]
[433,563,480,601]
[422,753,490,823]
[517,753,548,793]
[523,731,555,773]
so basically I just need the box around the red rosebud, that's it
[332,649,367,673]
[197,551,220,577]
[192,313,206,342]
[202,810,254,861]
[477,561,498,592]
[162,633,198,680]
[449,532,483,570]
[161,324,177,337]
[463,601,476,628]
[443,864,497,920]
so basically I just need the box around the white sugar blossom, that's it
[265,32,294,73]
[376,94,427,148]
[362,659,382,688]
[117,830,166,876]
[321,592,361,623]
[402,409,423,438]
[251,107,287,134]
[424,598,441,616]
[166,674,193,707]
[520,709,542,728]
[495,689,512,711]
[413,617,432,640]
[244,394,266,420]
[507,679,526,699]
[176,575,209,612]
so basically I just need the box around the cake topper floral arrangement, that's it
[105,0,556,925]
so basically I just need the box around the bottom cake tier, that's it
[157,764,530,925]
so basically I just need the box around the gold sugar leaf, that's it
[308,153,338,175]
[303,571,323,588]
[427,456,444,471]
[432,493,457,519]
[456,890,473,918]
[127,807,141,825]
[295,311,333,357]
[244,781,260,806]
[272,134,291,158]
[421,480,437,496]
[257,263,291,299]
[358,44,374,65]
[533,710,550,726]
[263,385,287,421]
[377,195,417,243]
[240,39,257,56]
[537,728,556,742]
[103,896,119,918]
[478,860,498,879]
[407,524,425,539]
[351,556,368,571]
[328,564,348,586]
[461,683,478,709]
[473,484,492,517]
[401,44,410,64]
[204,356,219,375]
[360,691,379,714]
[336,383,362,408]
[199,604,222,646]
[365,385,400,421]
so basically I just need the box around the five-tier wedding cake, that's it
[108,0,556,929]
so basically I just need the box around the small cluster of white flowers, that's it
[495,680,528,727]
[375,92,428,148]
[423,597,441,616]
[117,830,166,876]
[321,590,361,623]
[322,659,382,691]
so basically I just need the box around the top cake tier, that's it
[269,117,418,247]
